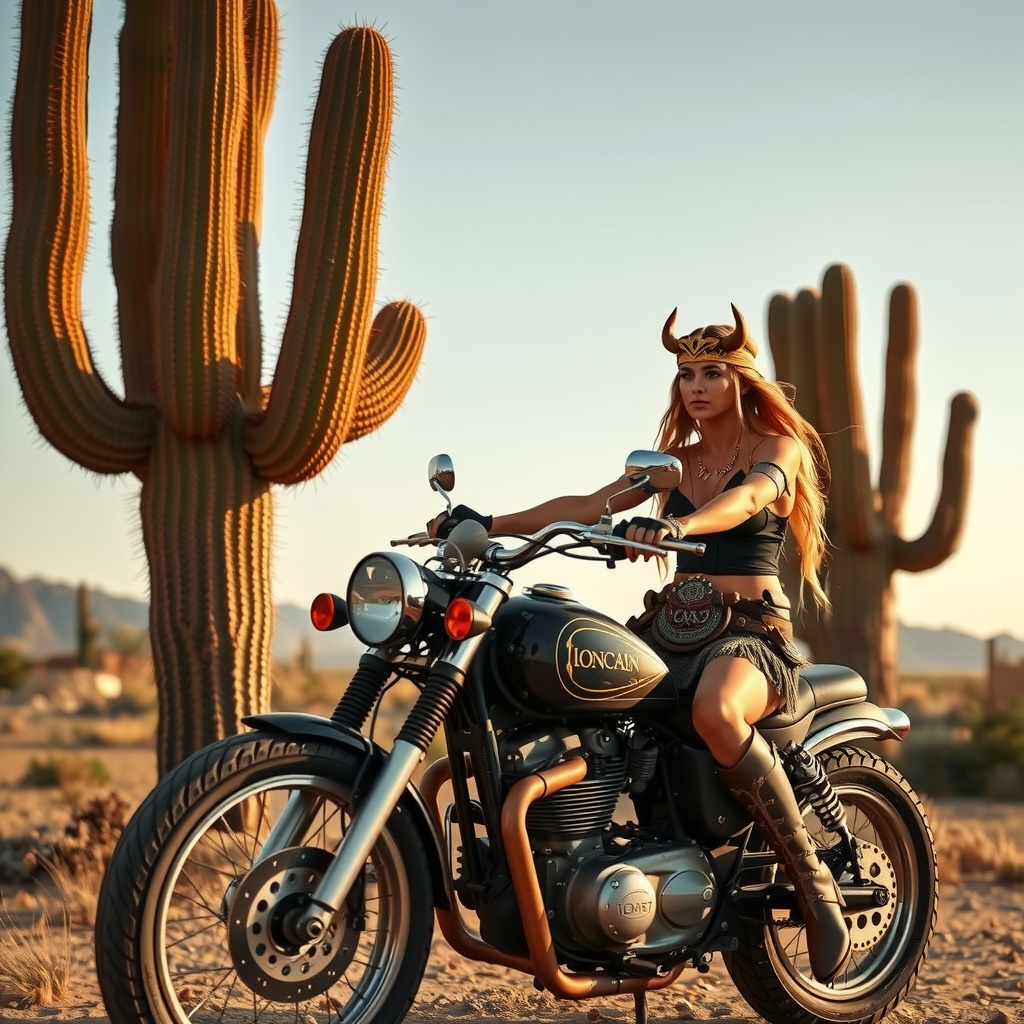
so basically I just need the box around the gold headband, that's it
[662,304,760,372]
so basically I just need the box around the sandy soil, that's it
[1,736,1022,1024]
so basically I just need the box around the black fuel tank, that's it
[485,590,677,719]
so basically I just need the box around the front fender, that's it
[243,712,450,910]
[803,702,911,756]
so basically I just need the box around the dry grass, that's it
[928,799,1024,884]
[43,859,106,928]
[0,900,70,1008]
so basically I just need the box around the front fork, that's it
[278,575,510,943]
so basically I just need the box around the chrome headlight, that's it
[346,553,430,647]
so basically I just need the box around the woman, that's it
[427,304,850,983]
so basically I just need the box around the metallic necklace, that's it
[696,436,742,482]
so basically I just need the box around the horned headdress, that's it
[662,304,760,373]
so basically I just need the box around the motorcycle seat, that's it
[760,664,868,728]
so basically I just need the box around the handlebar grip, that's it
[605,520,631,561]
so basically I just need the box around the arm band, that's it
[749,461,789,501]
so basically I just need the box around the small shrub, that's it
[22,754,112,801]
[49,792,130,876]
[0,645,30,692]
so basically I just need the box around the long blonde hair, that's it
[654,342,831,609]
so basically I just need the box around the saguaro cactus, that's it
[76,582,100,670]
[768,263,978,705]
[4,2,426,774]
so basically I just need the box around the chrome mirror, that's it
[624,450,682,492]
[428,454,455,513]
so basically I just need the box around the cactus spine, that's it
[768,264,978,704]
[4,2,425,773]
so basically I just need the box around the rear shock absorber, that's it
[780,741,859,876]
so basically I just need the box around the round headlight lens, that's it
[346,553,429,647]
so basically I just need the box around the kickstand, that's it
[633,990,648,1024]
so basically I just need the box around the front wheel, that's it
[724,744,938,1024]
[95,732,435,1024]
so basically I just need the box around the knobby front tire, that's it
[95,731,434,1024]
[723,745,938,1024]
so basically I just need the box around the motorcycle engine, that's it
[499,723,717,956]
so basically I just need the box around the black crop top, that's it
[664,468,788,575]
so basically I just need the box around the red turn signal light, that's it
[444,597,492,641]
[310,592,347,632]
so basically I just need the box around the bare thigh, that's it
[690,655,780,767]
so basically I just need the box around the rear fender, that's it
[803,702,911,756]
[243,712,451,910]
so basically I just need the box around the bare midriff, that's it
[674,572,787,606]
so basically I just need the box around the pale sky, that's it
[1,1,1022,639]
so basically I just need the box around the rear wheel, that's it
[95,732,435,1024]
[724,745,937,1024]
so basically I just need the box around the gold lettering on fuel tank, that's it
[555,619,665,701]
[567,647,642,673]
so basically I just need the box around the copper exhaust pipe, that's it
[501,758,686,998]
[420,755,534,972]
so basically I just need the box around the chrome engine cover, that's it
[563,843,717,954]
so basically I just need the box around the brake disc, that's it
[226,846,363,1001]
[845,842,898,952]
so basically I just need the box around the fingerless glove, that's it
[437,504,494,538]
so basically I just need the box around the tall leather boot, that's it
[718,730,852,983]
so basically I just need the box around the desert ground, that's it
[1,692,1022,1024]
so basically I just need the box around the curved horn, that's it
[719,303,749,352]
[662,308,680,353]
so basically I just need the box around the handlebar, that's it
[391,519,705,569]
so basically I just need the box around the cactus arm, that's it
[892,392,978,573]
[245,27,393,484]
[768,291,822,429]
[154,0,244,438]
[792,288,823,429]
[111,1,172,404]
[4,0,155,474]
[767,293,796,385]
[878,284,918,531]
[236,0,279,409]
[819,263,882,550]
[347,302,427,441]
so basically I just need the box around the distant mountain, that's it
[0,565,1020,673]
[899,623,1023,673]
[0,566,363,668]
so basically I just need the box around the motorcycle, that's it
[94,450,937,1024]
